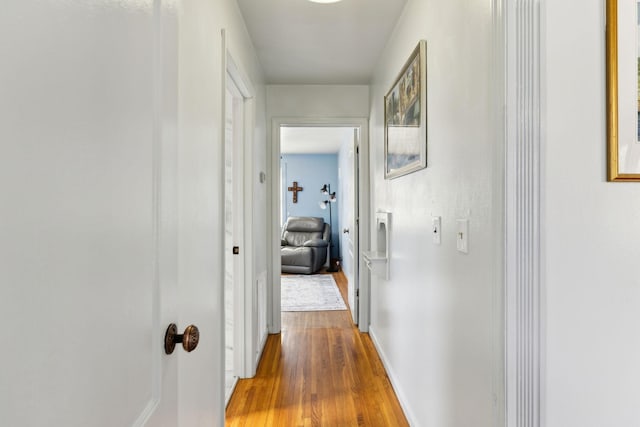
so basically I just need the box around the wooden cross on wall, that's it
[287,181,303,203]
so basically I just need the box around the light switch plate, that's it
[432,216,441,244]
[456,219,469,253]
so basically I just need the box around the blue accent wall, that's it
[281,154,340,259]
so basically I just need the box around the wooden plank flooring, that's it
[225,271,409,427]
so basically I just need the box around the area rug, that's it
[281,274,347,312]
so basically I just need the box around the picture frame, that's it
[606,0,640,181]
[384,40,427,179]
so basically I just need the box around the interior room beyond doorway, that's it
[279,126,357,275]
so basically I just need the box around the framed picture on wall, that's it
[384,40,427,179]
[606,0,640,181]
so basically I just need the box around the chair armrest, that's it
[304,239,328,248]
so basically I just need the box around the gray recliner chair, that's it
[281,216,330,274]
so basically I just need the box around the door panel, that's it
[224,86,237,404]
[225,74,246,401]
[0,1,178,425]
[347,130,360,323]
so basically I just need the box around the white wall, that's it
[544,0,640,425]
[368,0,502,425]
[267,85,369,118]
[178,0,266,425]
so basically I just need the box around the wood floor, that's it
[225,271,409,427]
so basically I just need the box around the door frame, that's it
[346,129,361,324]
[221,30,257,381]
[268,117,370,333]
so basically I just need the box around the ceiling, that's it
[236,0,407,84]
[281,127,355,154]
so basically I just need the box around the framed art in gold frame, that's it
[384,40,427,179]
[606,0,640,181]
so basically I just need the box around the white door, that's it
[346,129,360,323]
[224,78,246,403]
[0,1,180,426]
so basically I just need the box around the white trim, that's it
[224,376,239,408]
[219,29,228,418]
[504,1,543,426]
[226,52,255,99]
[243,96,258,377]
[268,121,282,334]
[350,128,360,324]
[268,117,370,333]
[539,1,547,425]
[491,0,507,425]
[368,326,416,426]
[356,123,370,331]
[255,324,268,368]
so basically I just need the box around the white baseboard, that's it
[368,326,418,426]
[225,376,239,408]
[255,328,268,370]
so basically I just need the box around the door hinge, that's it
[356,289,359,298]
[233,246,240,255]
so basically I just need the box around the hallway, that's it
[225,271,408,426]
[5,0,640,425]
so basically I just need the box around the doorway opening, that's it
[280,127,357,314]
[269,118,370,334]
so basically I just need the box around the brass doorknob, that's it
[164,323,200,354]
